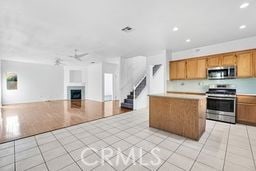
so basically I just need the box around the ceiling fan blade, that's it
[76,53,88,58]
[76,57,82,61]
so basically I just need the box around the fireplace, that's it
[70,90,82,100]
[67,86,85,100]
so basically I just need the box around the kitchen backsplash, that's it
[167,78,256,94]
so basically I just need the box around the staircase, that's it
[121,76,146,110]
[121,64,161,110]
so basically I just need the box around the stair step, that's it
[130,91,134,95]
[121,102,133,109]
[124,98,133,104]
[127,95,134,99]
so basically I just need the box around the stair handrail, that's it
[133,73,146,90]
[133,74,146,99]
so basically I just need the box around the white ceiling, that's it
[0,0,256,65]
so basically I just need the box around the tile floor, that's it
[0,109,256,171]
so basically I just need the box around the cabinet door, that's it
[186,59,197,79]
[237,103,256,125]
[237,51,253,77]
[222,53,236,66]
[207,55,221,67]
[176,61,186,79]
[197,58,207,79]
[254,50,256,77]
[169,62,177,80]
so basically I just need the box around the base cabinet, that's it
[237,96,256,125]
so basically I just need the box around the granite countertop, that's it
[148,93,207,100]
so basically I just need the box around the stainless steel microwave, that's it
[207,66,236,80]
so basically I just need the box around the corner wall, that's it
[86,63,103,102]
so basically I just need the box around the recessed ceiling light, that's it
[172,27,179,32]
[239,25,247,29]
[240,2,249,9]
[186,39,191,43]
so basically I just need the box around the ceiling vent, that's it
[121,26,133,32]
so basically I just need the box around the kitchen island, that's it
[149,93,207,140]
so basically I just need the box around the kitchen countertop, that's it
[237,93,256,96]
[167,91,205,95]
[167,91,256,97]
[149,93,207,100]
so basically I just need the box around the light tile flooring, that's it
[0,109,256,171]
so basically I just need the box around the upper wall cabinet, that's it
[237,51,254,78]
[207,53,236,68]
[222,53,236,66]
[254,50,256,77]
[169,60,186,80]
[169,49,256,80]
[207,55,222,67]
[186,58,206,79]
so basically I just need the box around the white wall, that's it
[1,60,64,104]
[134,51,167,110]
[86,63,103,101]
[172,36,256,60]
[147,51,167,95]
[0,61,2,106]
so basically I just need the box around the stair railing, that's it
[133,74,147,109]
[152,64,162,76]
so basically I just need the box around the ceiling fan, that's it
[69,49,88,61]
[54,58,64,66]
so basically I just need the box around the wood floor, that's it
[0,100,131,143]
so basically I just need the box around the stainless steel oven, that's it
[208,66,236,80]
[206,84,236,123]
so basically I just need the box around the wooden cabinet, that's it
[170,62,177,80]
[176,61,186,79]
[207,53,236,67]
[169,49,256,80]
[186,58,206,79]
[237,95,256,125]
[169,61,186,80]
[253,50,256,76]
[237,51,254,77]
[186,59,197,79]
[222,53,236,66]
[197,58,207,78]
[207,55,222,67]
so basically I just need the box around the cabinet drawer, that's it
[237,95,256,104]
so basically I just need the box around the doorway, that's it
[104,73,114,101]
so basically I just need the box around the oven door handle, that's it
[207,97,235,101]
